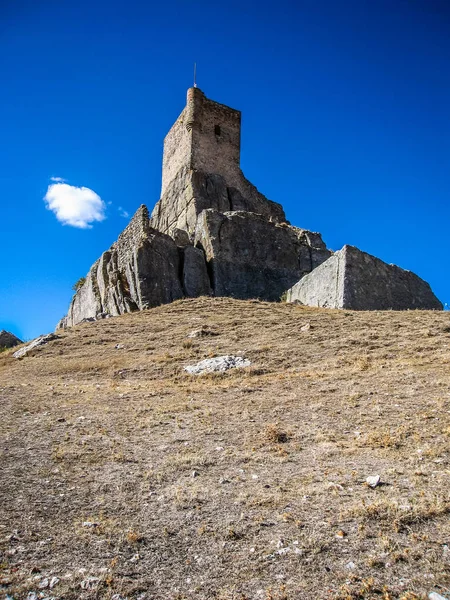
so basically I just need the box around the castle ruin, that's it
[57,87,442,329]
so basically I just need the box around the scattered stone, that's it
[192,470,200,478]
[114,344,125,349]
[0,330,22,348]
[26,594,38,600]
[429,593,449,600]
[82,521,98,528]
[366,475,381,488]
[184,355,250,375]
[13,334,60,359]
[38,578,49,589]
[346,561,356,570]
[187,327,218,338]
[80,577,100,590]
[49,577,59,589]
[335,530,346,540]
[300,323,311,332]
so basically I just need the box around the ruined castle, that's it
[57,87,442,328]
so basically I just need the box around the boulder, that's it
[181,245,212,298]
[184,355,251,375]
[194,209,330,301]
[0,330,22,348]
[13,333,60,358]
[286,245,443,310]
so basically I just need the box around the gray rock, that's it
[0,330,22,348]
[182,245,211,297]
[171,227,191,247]
[286,245,443,310]
[13,334,60,359]
[194,209,330,301]
[151,167,286,238]
[429,593,449,600]
[59,206,184,327]
[366,475,381,488]
[184,355,251,375]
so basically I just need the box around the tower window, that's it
[214,125,221,136]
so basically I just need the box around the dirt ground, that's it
[1,297,449,600]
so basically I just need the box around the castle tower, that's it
[161,87,242,196]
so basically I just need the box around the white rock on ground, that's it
[13,334,60,359]
[366,474,381,488]
[184,355,251,375]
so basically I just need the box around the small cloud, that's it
[44,183,106,229]
[50,176,66,183]
[118,206,130,219]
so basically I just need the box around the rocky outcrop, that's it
[59,206,189,328]
[286,245,443,310]
[151,167,286,238]
[0,330,22,348]
[194,209,330,301]
[13,333,60,358]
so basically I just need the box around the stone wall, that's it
[286,245,443,310]
[161,88,241,196]
[191,94,241,189]
[161,108,190,196]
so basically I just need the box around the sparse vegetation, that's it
[0,296,449,599]
[72,276,86,291]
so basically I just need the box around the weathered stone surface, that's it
[61,206,184,327]
[184,355,251,375]
[286,245,443,310]
[181,245,211,298]
[151,167,285,238]
[0,330,22,348]
[194,209,330,301]
[13,333,60,358]
[171,227,191,247]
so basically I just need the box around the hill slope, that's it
[1,297,450,600]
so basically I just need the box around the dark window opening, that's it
[214,125,221,136]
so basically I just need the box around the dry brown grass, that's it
[1,297,450,599]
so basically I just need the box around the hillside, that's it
[1,297,449,600]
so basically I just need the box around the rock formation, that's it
[57,87,442,329]
[286,245,443,310]
[0,330,22,348]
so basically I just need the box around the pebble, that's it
[429,593,449,600]
[366,474,381,488]
[346,561,356,570]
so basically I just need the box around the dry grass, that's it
[1,296,450,599]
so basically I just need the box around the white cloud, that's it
[44,183,106,229]
[118,206,130,219]
[50,176,66,183]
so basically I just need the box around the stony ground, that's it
[1,297,450,600]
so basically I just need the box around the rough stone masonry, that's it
[57,87,442,328]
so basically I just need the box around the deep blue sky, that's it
[1,0,449,340]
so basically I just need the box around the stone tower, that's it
[161,87,242,196]
[152,87,286,236]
